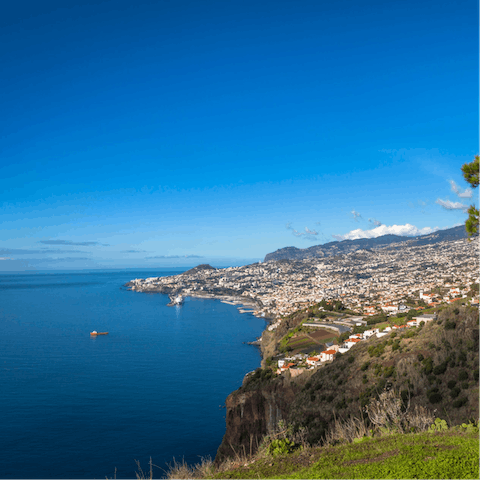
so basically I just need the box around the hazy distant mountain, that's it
[263,225,467,262]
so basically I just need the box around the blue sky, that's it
[0,0,478,271]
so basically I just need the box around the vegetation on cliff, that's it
[159,405,479,479]
[216,303,478,462]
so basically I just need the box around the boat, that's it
[174,295,184,305]
[90,331,109,336]
[168,294,184,306]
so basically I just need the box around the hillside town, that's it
[127,236,479,320]
[274,312,437,376]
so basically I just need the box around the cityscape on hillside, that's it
[127,234,479,320]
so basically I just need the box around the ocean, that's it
[0,269,266,479]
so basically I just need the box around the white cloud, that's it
[286,223,318,241]
[449,180,473,199]
[332,223,439,241]
[435,198,469,213]
[0,257,13,260]
[368,218,382,226]
[350,210,362,221]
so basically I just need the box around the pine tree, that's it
[461,155,479,238]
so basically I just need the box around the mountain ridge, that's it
[263,225,467,262]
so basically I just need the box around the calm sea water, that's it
[0,269,266,479]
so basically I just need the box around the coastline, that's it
[124,279,274,392]
[125,280,275,323]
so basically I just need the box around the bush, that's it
[428,392,443,404]
[447,380,457,389]
[433,362,447,375]
[474,369,479,382]
[422,357,433,375]
[417,353,424,362]
[450,386,461,398]
[376,378,386,391]
[458,350,467,361]
[368,343,386,358]
[461,381,469,390]
[444,320,457,330]
[458,370,469,381]
[429,418,448,432]
[383,366,395,378]
[348,356,355,363]
[361,361,370,371]
[268,438,295,456]
[452,397,468,408]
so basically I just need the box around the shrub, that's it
[422,357,433,375]
[368,344,386,358]
[326,395,334,403]
[376,378,386,391]
[433,362,447,375]
[361,361,370,371]
[447,380,457,389]
[458,351,467,362]
[461,381,469,390]
[383,366,395,378]
[474,369,479,382]
[417,353,424,362]
[429,418,448,432]
[268,438,295,457]
[458,370,469,381]
[450,386,461,398]
[444,320,457,330]
[348,356,354,364]
[452,397,468,408]
[428,392,443,404]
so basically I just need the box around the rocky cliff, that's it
[215,377,299,462]
[215,304,479,461]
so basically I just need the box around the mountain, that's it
[263,225,467,262]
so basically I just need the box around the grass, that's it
[213,430,479,479]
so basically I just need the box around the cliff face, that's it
[216,304,479,462]
[215,379,299,462]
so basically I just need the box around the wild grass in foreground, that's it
[157,421,478,479]
[211,429,479,479]
[158,389,479,479]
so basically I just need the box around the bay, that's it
[0,269,265,478]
